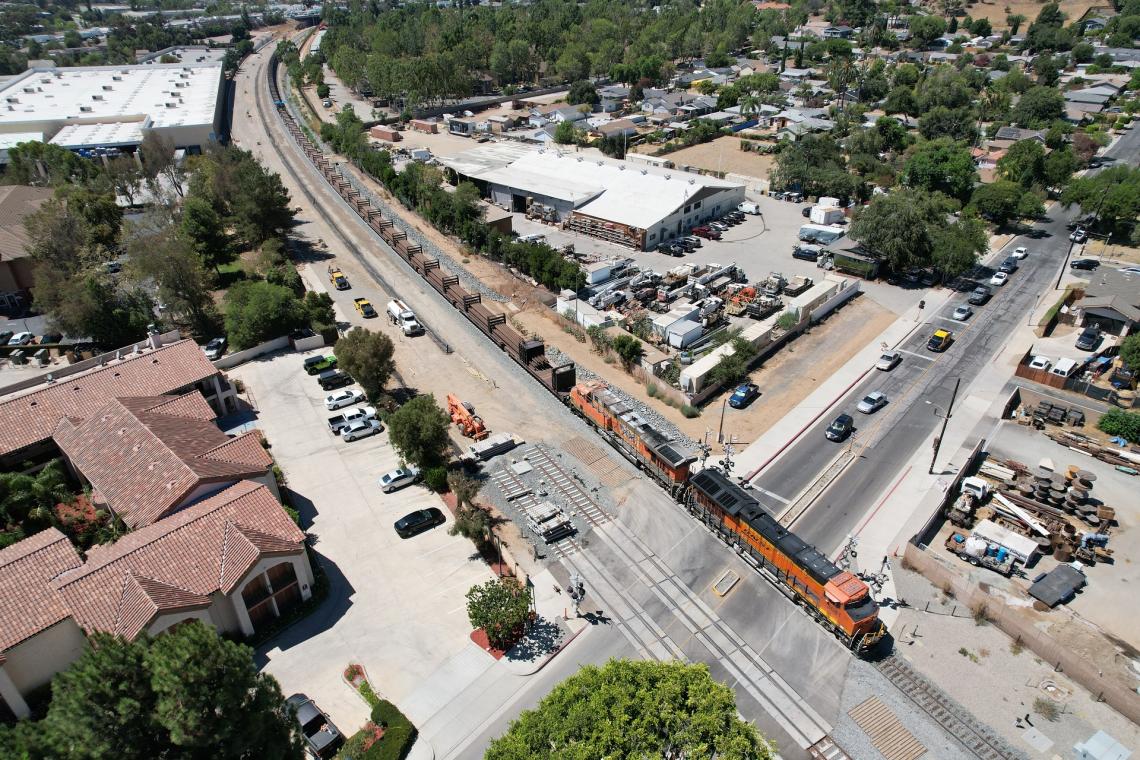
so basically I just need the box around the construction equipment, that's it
[760,272,786,297]
[447,394,488,440]
[725,286,756,317]
[327,265,349,290]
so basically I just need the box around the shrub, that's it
[681,404,700,418]
[1033,697,1060,722]
[422,466,449,493]
[1098,408,1140,443]
[646,382,658,398]
[776,311,798,331]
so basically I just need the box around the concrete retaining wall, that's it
[214,336,290,369]
[293,333,326,353]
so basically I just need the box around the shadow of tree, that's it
[505,616,563,662]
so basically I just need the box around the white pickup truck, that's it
[328,406,378,434]
[386,299,423,336]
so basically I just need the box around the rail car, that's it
[688,468,886,653]
[266,53,886,655]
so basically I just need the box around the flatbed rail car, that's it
[688,468,886,654]
[266,55,575,398]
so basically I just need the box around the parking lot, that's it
[228,349,494,736]
[511,192,925,317]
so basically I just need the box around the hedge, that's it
[337,700,417,760]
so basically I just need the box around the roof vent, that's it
[102,84,113,91]
[91,94,103,101]
[22,87,35,94]
[45,374,54,384]
[80,105,93,112]
[5,97,18,104]
[112,75,122,81]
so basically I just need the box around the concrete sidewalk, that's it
[734,288,954,481]
[500,567,590,676]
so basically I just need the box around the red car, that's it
[692,226,721,240]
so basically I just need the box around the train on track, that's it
[266,53,886,655]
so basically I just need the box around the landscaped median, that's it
[340,664,418,760]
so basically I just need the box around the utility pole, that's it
[717,398,728,443]
[929,377,961,475]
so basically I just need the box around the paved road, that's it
[748,125,1140,556]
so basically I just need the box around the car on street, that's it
[876,351,901,371]
[325,388,365,410]
[394,507,446,538]
[927,329,953,352]
[1070,258,1100,271]
[856,391,888,414]
[304,355,337,375]
[7,332,34,346]
[1075,325,1102,351]
[952,304,973,321]
[1011,246,1029,259]
[989,271,1009,287]
[728,382,760,408]
[379,466,421,493]
[286,693,342,759]
[825,413,854,442]
[1028,355,1052,371]
[317,370,353,390]
[967,285,991,305]
[999,257,1019,273]
[1070,228,1088,243]
[341,418,382,441]
[1119,266,1140,275]
[202,337,226,360]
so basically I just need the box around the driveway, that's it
[228,349,493,734]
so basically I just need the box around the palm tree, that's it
[796,82,814,107]
[0,460,73,533]
[739,93,761,120]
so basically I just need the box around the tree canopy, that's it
[386,394,451,469]
[850,189,986,277]
[770,135,855,200]
[465,577,532,651]
[223,280,308,350]
[1061,166,1140,237]
[333,328,395,402]
[902,138,977,204]
[486,659,772,760]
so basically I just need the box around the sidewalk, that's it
[500,567,590,676]
[734,288,954,481]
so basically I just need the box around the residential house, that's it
[528,104,587,128]
[774,108,835,140]
[676,95,719,120]
[1073,269,1140,336]
[0,335,238,470]
[822,25,855,39]
[53,393,277,529]
[592,118,640,140]
[779,67,813,81]
[989,126,1046,150]
[1065,84,1118,115]
[598,84,629,113]
[0,186,53,305]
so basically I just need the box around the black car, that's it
[395,507,446,538]
[967,285,991,305]
[801,206,812,218]
[286,694,343,759]
[1070,258,1100,271]
[1075,325,1102,351]
[675,238,696,252]
[792,245,820,261]
[825,414,854,442]
[999,257,1019,273]
[317,369,353,390]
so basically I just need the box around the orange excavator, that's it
[447,394,488,440]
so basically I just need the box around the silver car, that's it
[952,304,973,321]
[341,419,382,441]
[379,466,421,493]
[856,391,888,414]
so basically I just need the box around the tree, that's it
[850,190,940,271]
[917,106,978,144]
[1061,166,1140,233]
[1098,409,1140,444]
[909,15,948,47]
[1043,146,1077,191]
[932,214,986,277]
[883,86,918,123]
[332,328,395,401]
[1119,334,1140,372]
[1071,41,1094,64]
[486,660,771,760]
[970,180,1028,225]
[611,334,644,371]
[129,217,219,338]
[553,120,577,144]
[179,195,233,271]
[223,280,307,350]
[902,138,977,203]
[770,135,856,199]
[104,156,143,207]
[567,80,598,106]
[997,139,1046,188]
[139,132,184,198]
[35,273,155,349]
[0,460,74,548]
[1007,13,1027,35]
[1011,86,1065,128]
[465,577,532,650]
[386,394,450,469]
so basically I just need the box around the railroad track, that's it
[874,654,1027,760]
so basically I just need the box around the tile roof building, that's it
[0,482,312,719]
[0,333,238,469]
[0,185,53,296]
[53,393,276,528]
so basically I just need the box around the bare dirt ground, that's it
[514,296,895,445]
[630,135,775,182]
[964,0,1100,28]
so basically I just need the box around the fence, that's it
[213,336,290,369]
[903,543,1140,724]
[910,437,988,547]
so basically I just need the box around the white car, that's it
[342,419,382,441]
[857,391,888,414]
[1028,355,1052,371]
[1011,246,1029,259]
[876,351,901,371]
[379,466,421,493]
[989,272,1009,287]
[952,304,973,321]
[1119,266,1140,275]
[7,332,34,346]
[325,388,365,410]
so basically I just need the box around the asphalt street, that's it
[748,124,1140,556]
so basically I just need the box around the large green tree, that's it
[332,328,395,401]
[1011,86,1065,129]
[770,135,856,199]
[223,280,308,350]
[386,394,451,469]
[1061,166,1140,234]
[902,138,977,203]
[486,660,772,760]
[850,189,985,276]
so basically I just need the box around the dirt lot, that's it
[629,135,775,183]
[513,295,895,445]
[965,0,1101,28]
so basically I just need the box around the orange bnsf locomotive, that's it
[569,380,886,654]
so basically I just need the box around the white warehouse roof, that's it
[442,145,743,231]
[51,121,146,149]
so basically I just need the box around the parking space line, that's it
[895,348,935,361]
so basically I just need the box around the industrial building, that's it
[440,144,745,250]
[0,61,226,160]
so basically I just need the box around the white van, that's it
[1050,357,1079,378]
[737,201,760,215]
[386,299,423,335]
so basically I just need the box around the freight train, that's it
[267,54,886,655]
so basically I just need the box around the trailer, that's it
[944,532,1017,576]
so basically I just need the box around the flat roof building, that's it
[0,61,226,157]
[441,145,744,250]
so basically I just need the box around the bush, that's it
[423,466,449,493]
[680,404,700,418]
[371,700,418,760]
[1033,697,1060,722]
[1097,408,1140,443]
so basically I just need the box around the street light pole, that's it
[929,377,961,475]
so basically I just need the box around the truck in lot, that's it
[328,406,378,434]
[353,298,377,318]
[737,201,760,215]
[944,532,1017,576]
[328,266,349,290]
[386,299,423,335]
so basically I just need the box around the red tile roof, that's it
[0,186,53,263]
[53,394,272,528]
[53,481,304,640]
[0,528,83,653]
[0,339,220,459]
